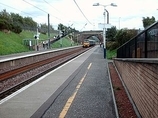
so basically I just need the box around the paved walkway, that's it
[0,46,117,118]
[32,46,117,118]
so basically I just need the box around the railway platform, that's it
[0,46,117,118]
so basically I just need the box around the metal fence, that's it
[117,21,158,58]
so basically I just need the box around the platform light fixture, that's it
[93,3,117,59]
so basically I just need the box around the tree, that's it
[39,23,48,34]
[23,17,37,31]
[58,23,64,31]
[0,9,12,30]
[115,28,137,47]
[10,13,24,33]
[142,16,156,29]
[11,25,22,34]
[49,25,55,33]
[0,19,10,30]
[10,13,24,27]
[106,26,117,41]
[0,9,12,23]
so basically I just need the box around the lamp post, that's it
[119,17,121,29]
[93,3,117,59]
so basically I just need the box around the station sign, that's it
[98,23,112,29]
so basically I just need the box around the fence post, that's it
[134,38,137,58]
[145,31,148,58]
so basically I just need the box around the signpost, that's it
[98,23,112,58]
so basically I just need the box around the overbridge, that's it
[76,30,103,43]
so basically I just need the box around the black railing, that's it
[117,21,158,58]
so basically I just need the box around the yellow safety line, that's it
[88,63,92,70]
[59,63,92,118]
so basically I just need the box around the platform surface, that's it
[0,46,116,118]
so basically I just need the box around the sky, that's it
[0,0,158,31]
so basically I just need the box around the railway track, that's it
[0,47,90,100]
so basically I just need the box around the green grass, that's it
[52,36,76,48]
[0,31,29,55]
[0,30,73,55]
[107,49,117,60]
[0,30,115,57]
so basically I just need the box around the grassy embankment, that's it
[0,30,74,55]
[0,30,116,59]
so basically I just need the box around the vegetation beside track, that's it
[0,30,75,55]
[107,49,116,60]
[0,29,116,59]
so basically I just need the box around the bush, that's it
[0,19,22,34]
[107,41,119,51]
[0,19,10,30]
[10,24,22,34]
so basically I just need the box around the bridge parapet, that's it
[76,30,103,43]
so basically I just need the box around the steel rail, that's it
[0,47,89,99]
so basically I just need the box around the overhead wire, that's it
[24,0,91,30]
[0,2,44,31]
[0,2,34,17]
[0,0,90,30]
[73,0,93,25]
[80,23,87,31]
[0,1,56,29]
[23,0,48,14]
[0,0,62,31]
[23,0,62,21]
[43,0,62,14]
[0,1,72,30]
[43,0,80,26]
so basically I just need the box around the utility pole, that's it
[36,24,39,51]
[48,14,50,49]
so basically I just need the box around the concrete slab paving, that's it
[0,47,96,118]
